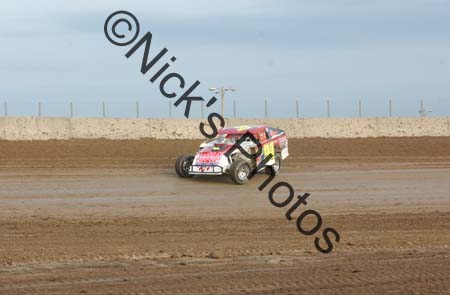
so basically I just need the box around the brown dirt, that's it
[0,137,449,294]
[1,137,450,167]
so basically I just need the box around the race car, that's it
[175,125,289,184]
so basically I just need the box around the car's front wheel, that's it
[175,154,194,178]
[266,153,281,175]
[273,153,281,173]
[229,159,251,184]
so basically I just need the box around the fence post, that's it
[389,99,392,117]
[358,99,362,118]
[169,100,172,118]
[38,102,42,117]
[102,101,106,117]
[419,99,426,117]
[201,100,204,119]
[3,102,7,117]
[264,99,268,118]
[296,99,299,118]
[136,101,140,118]
[326,99,330,118]
[70,102,74,117]
[233,99,236,119]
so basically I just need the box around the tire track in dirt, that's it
[1,250,449,295]
[1,138,450,294]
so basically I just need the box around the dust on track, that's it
[0,137,449,294]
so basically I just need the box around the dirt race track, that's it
[0,137,449,295]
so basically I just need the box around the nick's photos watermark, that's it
[103,10,341,254]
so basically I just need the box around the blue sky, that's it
[0,0,449,118]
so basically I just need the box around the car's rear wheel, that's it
[229,159,251,184]
[175,154,194,178]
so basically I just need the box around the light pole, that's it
[209,87,236,118]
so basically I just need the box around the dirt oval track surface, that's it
[0,137,450,295]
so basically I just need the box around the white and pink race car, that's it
[175,125,289,184]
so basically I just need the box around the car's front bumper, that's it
[189,165,224,175]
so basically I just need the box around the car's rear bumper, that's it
[189,165,224,175]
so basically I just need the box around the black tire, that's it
[266,153,281,175]
[229,159,251,184]
[175,154,194,178]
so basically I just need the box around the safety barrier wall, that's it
[0,117,449,140]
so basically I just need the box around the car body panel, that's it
[189,125,288,176]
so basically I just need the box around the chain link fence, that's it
[1,98,448,119]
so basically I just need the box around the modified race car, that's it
[175,125,289,184]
